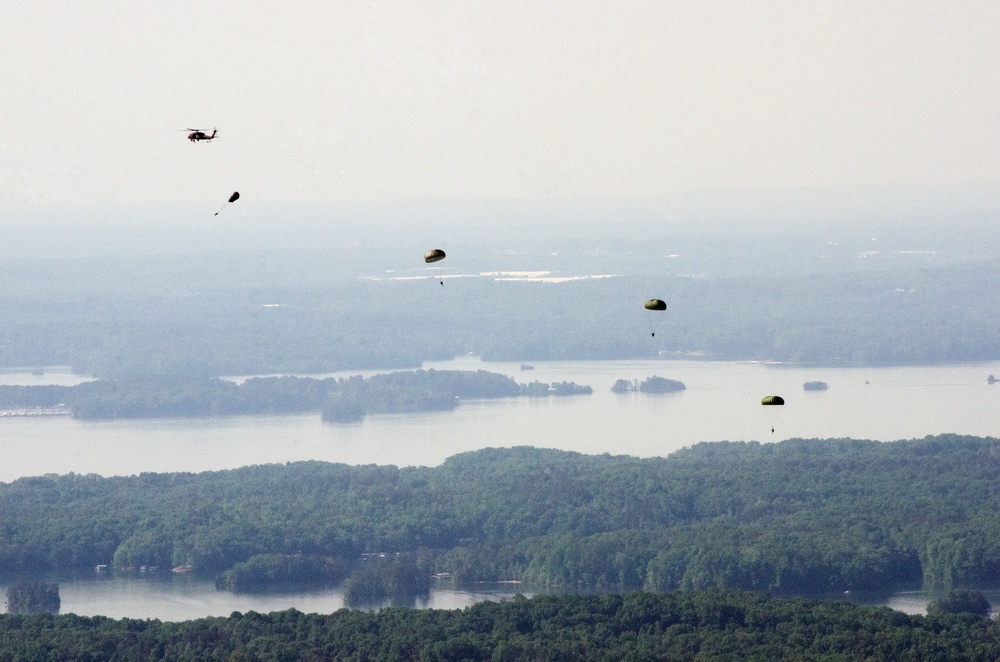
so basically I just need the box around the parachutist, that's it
[645,299,666,337]
[762,396,784,435]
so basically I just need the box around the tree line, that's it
[4,580,59,615]
[0,370,590,420]
[0,589,998,660]
[2,256,1000,378]
[611,376,686,393]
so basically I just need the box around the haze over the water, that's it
[2,1,999,247]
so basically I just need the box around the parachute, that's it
[424,249,446,263]
[760,395,784,433]
[644,299,667,336]
[424,249,447,286]
[214,191,240,216]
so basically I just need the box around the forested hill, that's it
[3,435,1000,594]
[2,246,1000,377]
[2,589,999,660]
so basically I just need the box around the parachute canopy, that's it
[644,299,667,311]
[424,249,446,263]
[761,395,785,406]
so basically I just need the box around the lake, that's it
[2,357,999,620]
[1,357,998,482]
[3,573,997,621]
[8,573,530,621]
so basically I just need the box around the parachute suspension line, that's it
[424,249,447,287]
[760,395,785,435]
[644,299,667,340]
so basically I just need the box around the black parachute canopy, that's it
[644,299,667,311]
[424,249,446,263]
[761,395,785,406]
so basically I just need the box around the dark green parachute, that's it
[214,191,240,216]
[424,249,446,263]
[761,395,784,433]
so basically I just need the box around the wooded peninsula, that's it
[0,370,591,421]
[3,435,998,597]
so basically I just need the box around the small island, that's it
[6,580,60,614]
[341,553,432,607]
[213,551,434,606]
[612,376,686,393]
[803,381,829,391]
[215,553,349,593]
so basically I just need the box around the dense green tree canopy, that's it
[1,248,999,377]
[2,435,1000,596]
[0,590,999,660]
[0,370,588,420]
[927,589,991,618]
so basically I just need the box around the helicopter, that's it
[185,128,217,142]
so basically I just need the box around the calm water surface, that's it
[3,573,997,621]
[31,573,530,621]
[2,357,999,482]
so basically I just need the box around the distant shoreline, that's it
[0,407,71,417]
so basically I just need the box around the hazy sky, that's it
[2,1,999,216]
